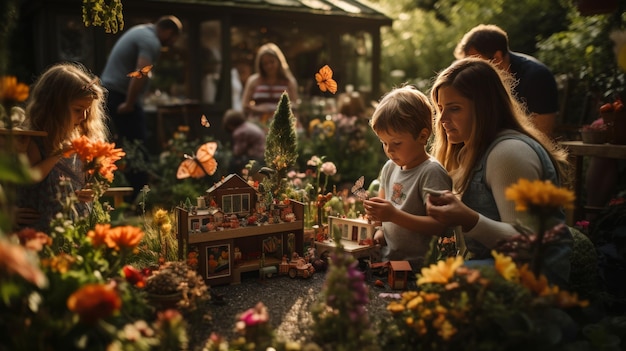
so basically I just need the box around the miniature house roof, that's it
[206,174,255,195]
[389,261,412,272]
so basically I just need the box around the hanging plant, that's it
[82,0,124,33]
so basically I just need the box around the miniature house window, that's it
[360,227,368,240]
[221,193,251,214]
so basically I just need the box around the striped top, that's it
[251,80,289,106]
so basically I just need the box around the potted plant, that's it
[144,260,209,311]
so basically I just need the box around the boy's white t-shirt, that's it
[379,157,452,267]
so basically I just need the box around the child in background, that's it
[222,109,266,175]
[16,62,110,231]
[364,85,452,271]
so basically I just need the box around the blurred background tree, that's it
[364,0,624,130]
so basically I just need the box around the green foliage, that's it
[536,5,626,125]
[82,0,124,33]
[365,0,568,92]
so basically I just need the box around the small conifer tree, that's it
[262,92,298,200]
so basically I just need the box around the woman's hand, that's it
[76,188,95,203]
[426,192,479,232]
[363,197,396,223]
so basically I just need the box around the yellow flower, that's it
[308,119,321,134]
[387,301,406,313]
[505,178,575,212]
[492,250,519,282]
[153,208,170,226]
[438,320,458,341]
[321,120,336,137]
[417,256,464,285]
[0,76,29,102]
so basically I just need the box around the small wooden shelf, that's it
[0,128,47,137]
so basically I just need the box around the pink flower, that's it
[0,238,47,288]
[321,161,337,176]
[239,302,269,327]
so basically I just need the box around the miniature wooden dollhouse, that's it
[176,174,304,285]
[388,260,412,290]
[314,216,378,260]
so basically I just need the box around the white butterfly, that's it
[351,176,368,201]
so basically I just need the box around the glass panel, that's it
[56,15,94,66]
[232,194,242,213]
[222,195,232,213]
[340,31,372,97]
[242,194,250,212]
[150,21,190,101]
[200,20,222,104]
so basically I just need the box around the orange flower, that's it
[518,264,556,296]
[106,225,144,251]
[67,283,122,324]
[65,136,125,182]
[87,223,113,247]
[41,253,76,274]
[0,76,29,102]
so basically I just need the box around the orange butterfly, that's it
[201,115,210,128]
[126,65,153,79]
[315,65,337,94]
[176,142,218,179]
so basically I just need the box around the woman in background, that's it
[241,42,299,126]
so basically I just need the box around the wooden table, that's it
[559,141,626,221]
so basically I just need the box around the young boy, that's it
[364,85,452,270]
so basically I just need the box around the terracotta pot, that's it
[146,292,181,310]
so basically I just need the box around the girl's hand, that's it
[76,188,95,203]
[363,197,395,223]
[426,192,478,232]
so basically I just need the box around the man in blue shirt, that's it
[454,24,559,138]
[101,15,182,201]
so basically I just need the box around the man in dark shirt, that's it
[455,24,559,138]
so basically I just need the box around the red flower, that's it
[123,265,146,288]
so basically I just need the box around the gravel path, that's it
[187,267,414,349]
